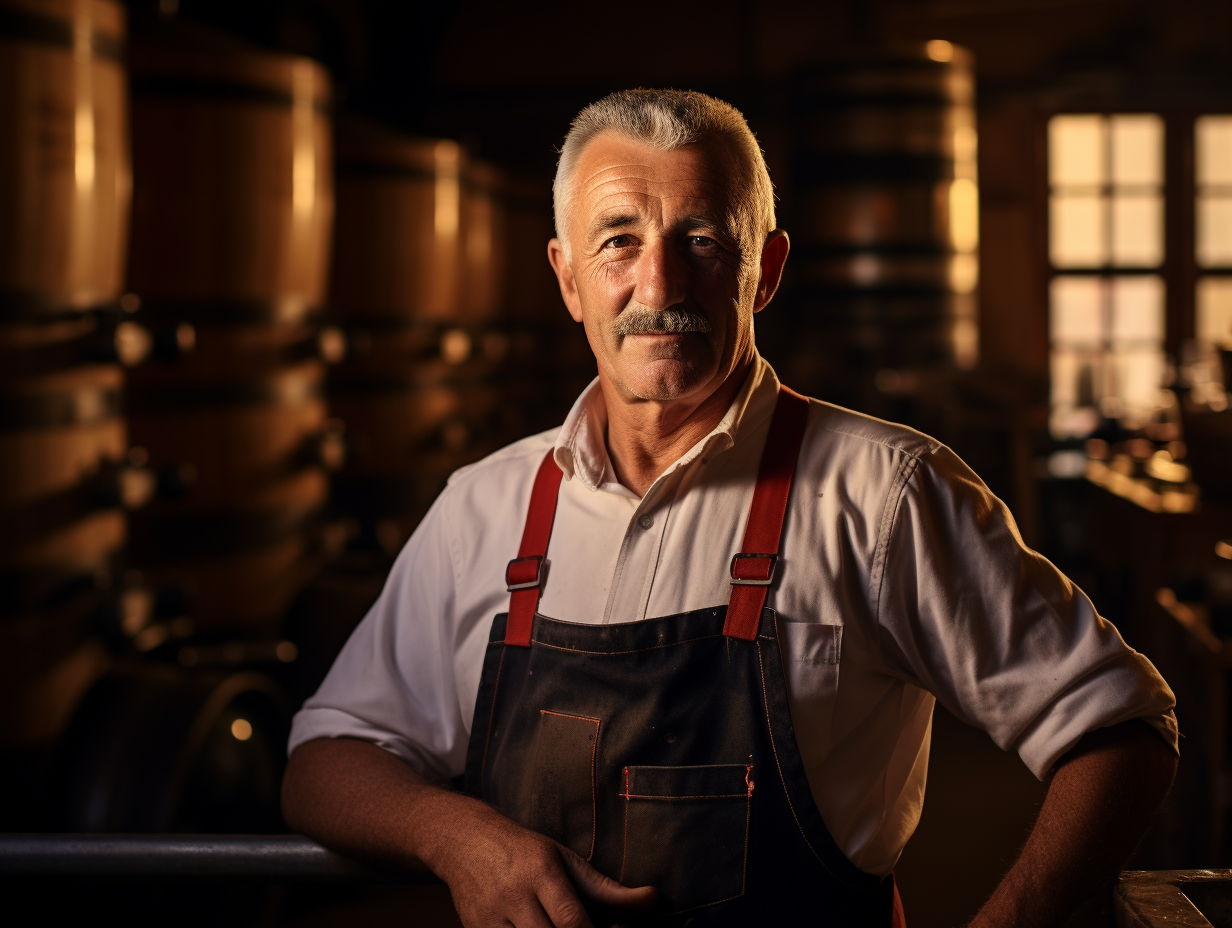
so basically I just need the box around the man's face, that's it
[548,134,777,406]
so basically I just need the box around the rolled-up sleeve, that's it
[875,447,1178,779]
[287,490,467,783]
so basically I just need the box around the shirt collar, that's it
[552,353,781,495]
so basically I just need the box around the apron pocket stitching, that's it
[539,710,601,861]
[618,764,752,912]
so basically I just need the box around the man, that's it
[283,90,1178,928]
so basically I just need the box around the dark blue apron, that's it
[464,387,906,927]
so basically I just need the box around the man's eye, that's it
[688,235,717,248]
[604,235,633,249]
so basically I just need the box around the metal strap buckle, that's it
[506,555,545,592]
[729,552,778,587]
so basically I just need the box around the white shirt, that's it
[290,354,1178,876]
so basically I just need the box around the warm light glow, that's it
[1197,116,1232,186]
[948,178,979,253]
[434,142,461,241]
[73,18,95,194]
[231,719,253,741]
[1110,115,1163,186]
[1048,274,1166,437]
[953,125,977,164]
[1051,276,1102,347]
[440,328,472,364]
[1198,197,1232,267]
[1197,277,1232,349]
[1048,114,1164,269]
[1047,113,1168,438]
[1050,195,1105,267]
[925,40,954,62]
[1111,193,1164,266]
[952,314,979,370]
[1196,117,1232,268]
[949,254,978,294]
[291,63,317,222]
[1050,116,1104,187]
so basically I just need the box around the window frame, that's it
[1040,107,1232,437]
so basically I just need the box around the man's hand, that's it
[428,791,656,928]
[969,719,1177,928]
[282,737,656,928]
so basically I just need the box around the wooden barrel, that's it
[0,311,160,753]
[331,117,463,324]
[126,326,332,631]
[124,26,335,631]
[775,42,979,410]
[126,21,332,324]
[51,662,289,832]
[0,0,130,316]
[462,158,508,324]
[328,121,498,551]
[0,0,144,758]
[498,176,595,439]
[329,332,509,554]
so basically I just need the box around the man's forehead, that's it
[571,135,738,226]
[576,136,732,194]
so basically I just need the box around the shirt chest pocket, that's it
[778,621,842,770]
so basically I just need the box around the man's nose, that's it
[634,235,687,311]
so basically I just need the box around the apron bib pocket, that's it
[519,709,601,860]
[618,764,753,913]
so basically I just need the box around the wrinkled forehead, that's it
[568,133,748,235]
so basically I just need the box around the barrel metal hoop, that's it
[0,7,125,62]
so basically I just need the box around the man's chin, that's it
[610,357,715,403]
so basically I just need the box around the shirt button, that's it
[638,514,654,530]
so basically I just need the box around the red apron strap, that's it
[723,386,810,641]
[504,452,564,647]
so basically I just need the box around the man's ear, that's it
[753,229,790,314]
[547,238,583,323]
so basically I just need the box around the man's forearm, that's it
[282,737,657,928]
[282,736,463,872]
[970,719,1177,928]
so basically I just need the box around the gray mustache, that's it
[615,308,713,337]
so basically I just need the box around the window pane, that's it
[1051,195,1106,267]
[1111,114,1163,186]
[1110,275,1164,344]
[1051,276,1103,346]
[1049,115,1104,187]
[1197,194,1232,267]
[1197,115,1232,187]
[1111,194,1163,266]
[1050,349,1102,439]
[1051,349,1101,407]
[1197,277,1232,349]
[1110,347,1166,426]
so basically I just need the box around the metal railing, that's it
[2,837,1230,926]
[0,834,433,883]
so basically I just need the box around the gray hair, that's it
[552,89,776,264]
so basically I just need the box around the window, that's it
[1047,114,1166,438]
[1196,117,1232,359]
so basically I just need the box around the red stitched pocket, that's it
[619,764,753,913]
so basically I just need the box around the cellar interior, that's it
[2,1,1232,926]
